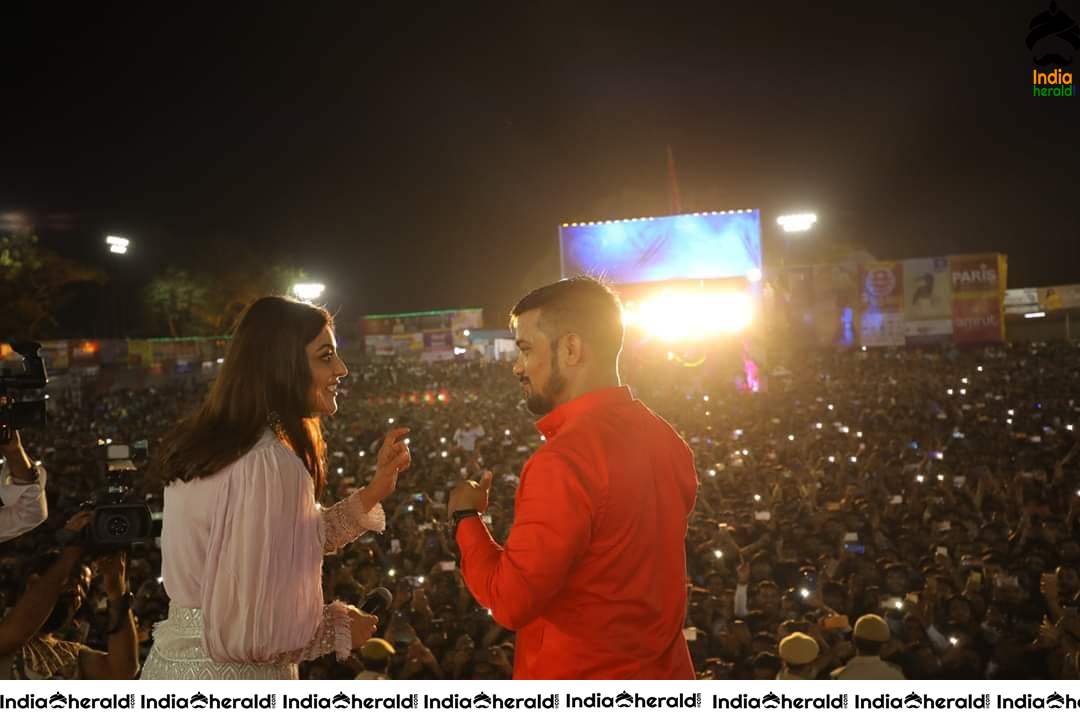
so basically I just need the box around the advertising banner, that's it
[950,254,1006,343]
[859,261,904,346]
[1039,285,1080,311]
[902,256,953,342]
[364,335,395,356]
[391,333,424,355]
[859,312,906,347]
[861,261,904,313]
[952,296,1006,343]
[423,331,453,351]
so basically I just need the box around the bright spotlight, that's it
[776,213,818,233]
[746,267,762,283]
[624,289,753,342]
[292,283,326,301]
[106,235,130,255]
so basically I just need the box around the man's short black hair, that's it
[510,276,624,362]
[854,637,886,655]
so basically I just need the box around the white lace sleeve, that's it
[271,600,353,664]
[319,495,386,554]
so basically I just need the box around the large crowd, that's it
[2,340,1079,679]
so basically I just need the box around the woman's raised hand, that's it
[369,428,411,503]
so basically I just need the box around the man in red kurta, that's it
[449,277,698,679]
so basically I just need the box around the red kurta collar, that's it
[535,385,633,439]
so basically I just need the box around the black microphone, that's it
[360,587,393,614]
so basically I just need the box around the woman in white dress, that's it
[142,296,410,679]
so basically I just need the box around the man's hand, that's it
[736,560,751,586]
[60,511,93,558]
[1042,572,1061,604]
[448,471,492,516]
[96,552,128,601]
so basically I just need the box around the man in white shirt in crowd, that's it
[831,614,906,680]
[0,424,48,544]
[453,423,485,453]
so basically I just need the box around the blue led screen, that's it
[559,210,762,284]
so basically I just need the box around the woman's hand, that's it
[347,606,379,649]
[368,428,411,504]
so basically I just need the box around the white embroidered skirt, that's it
[141,605,298,680]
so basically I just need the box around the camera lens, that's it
[107,515,130,537]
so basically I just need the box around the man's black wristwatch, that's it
[451,510,481,538]
[107,591,135,634]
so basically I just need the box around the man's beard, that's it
[525,358,567,417]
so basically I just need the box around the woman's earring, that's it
[267,410,283,434]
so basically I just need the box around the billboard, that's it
[559,209,762,284]
[903,257,953,342]
[361,308,483,359]
[859,261,905,346]
[950,254,1007,344]
[774,253,1006,347]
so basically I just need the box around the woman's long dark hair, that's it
[154,296,331,497]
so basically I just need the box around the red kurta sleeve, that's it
[457,451,593,630]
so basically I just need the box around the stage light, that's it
[977,366,983,372]
[777,213,818,233]
[713,549,723,558]
[463,329,471,337]
[106,235,130,255]
[623,289,753,341]
[292,283,325,301]
[788,434,795,441]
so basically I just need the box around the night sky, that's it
[3,3,1079,330]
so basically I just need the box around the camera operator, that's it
[0,417,48,543]
[0,511,139,679]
